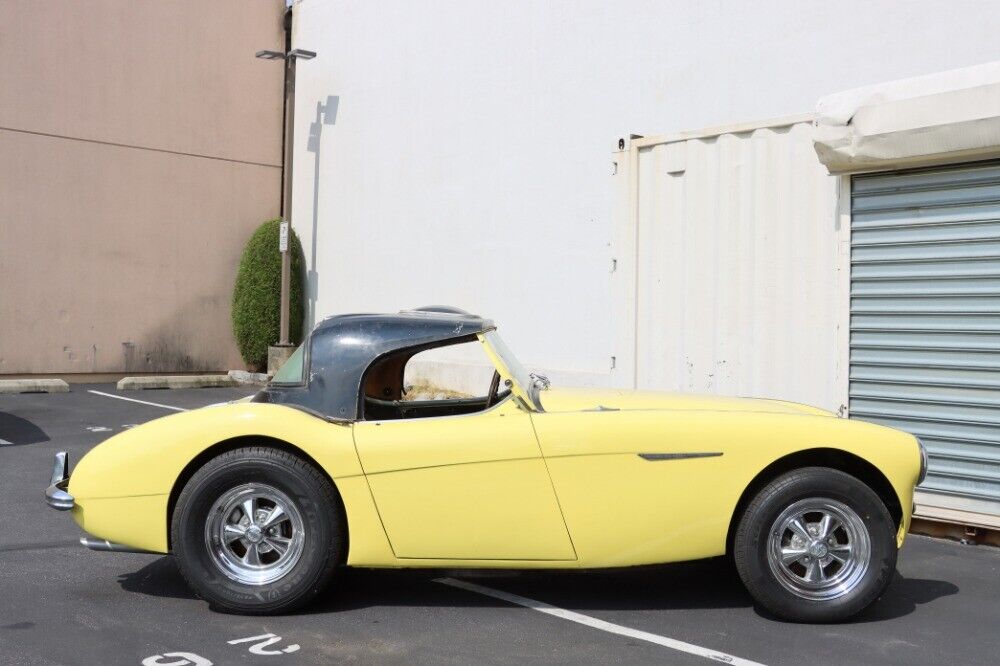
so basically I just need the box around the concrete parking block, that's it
[227,369,270,386]
[0,378,70,394]
[116,375,237,391]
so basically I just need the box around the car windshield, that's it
[270,344,305,385]
[481,329,542,410]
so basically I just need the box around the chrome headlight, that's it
[916,437,929,485]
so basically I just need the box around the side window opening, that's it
[362,339,509,420]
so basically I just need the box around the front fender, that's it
[67,403,366,553]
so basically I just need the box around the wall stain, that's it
[119,298,225,373]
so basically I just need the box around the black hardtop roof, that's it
[257,306,495,421]
[312,307,492,342]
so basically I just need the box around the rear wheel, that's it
[171,446,344,614]
[733,467,896,622]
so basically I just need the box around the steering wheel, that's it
[486,369,501,408]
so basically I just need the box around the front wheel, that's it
[171,446,344,614]
[733,467,897,622]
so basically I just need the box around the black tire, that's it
[733,467,896,622]
[171,446,344,614]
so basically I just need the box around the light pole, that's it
[256,47,316,348]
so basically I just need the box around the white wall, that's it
[290,0,1000,388]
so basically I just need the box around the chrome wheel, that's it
[766,498,871,601]
[204,483,305,586]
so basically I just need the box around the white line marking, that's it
[87,390,187,412]
[436,578,765,666]
[0,438,12,446]
[85,426,111,432]
[228,634,300,655]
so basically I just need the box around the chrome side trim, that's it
[79,537,156,554]
[45,451,74,511]
[638,452,723,461]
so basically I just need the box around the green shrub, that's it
[232,219,305,370]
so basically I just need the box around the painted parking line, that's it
[436,577,765,666]
[87,389,187,412]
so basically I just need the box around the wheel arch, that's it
[165,435,348,553]
[725,447,903,556]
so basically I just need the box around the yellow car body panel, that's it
[531,402,919,567]
[67,402,390,556]
[72,495,170,554]
[362,459,575,560]
[538,386,835,418]
[355,399,534,474]
[354,399,576,560]
[66,384,919,568]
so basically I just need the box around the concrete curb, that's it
[228,370,270,386]
[0,379,70,394]
[116,375,237,391]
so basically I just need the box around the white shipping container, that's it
[611,117,847,412]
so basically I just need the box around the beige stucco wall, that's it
[0,0,286,374]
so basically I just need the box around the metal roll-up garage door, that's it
[851,161,1000,514]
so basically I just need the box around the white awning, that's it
[813,61,1000,174]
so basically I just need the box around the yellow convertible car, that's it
[46,307,925,621]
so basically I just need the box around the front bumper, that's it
[45,451,158,553]
[45,451,74,511]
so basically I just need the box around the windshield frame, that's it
[478,329,543,412]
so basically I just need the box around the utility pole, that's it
[255,47,316,347]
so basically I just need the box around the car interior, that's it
[361,338,510,420]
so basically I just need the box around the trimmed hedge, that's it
[232,219,305,369]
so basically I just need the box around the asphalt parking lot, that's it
[2,385,1000,665]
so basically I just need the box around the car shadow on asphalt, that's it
[117,555,958,623]
[848,572,959,624]
[118,556,194,600]
[0,411,49,446]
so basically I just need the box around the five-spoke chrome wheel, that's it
[204,483,306,586]
[766,498,871,601]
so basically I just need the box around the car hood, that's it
[538,387,835,417]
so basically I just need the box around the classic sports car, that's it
[46,307,925,621]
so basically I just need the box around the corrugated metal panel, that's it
[851,161,1000,509]
[632,121,844,410]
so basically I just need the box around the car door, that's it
[352,398,576,561]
